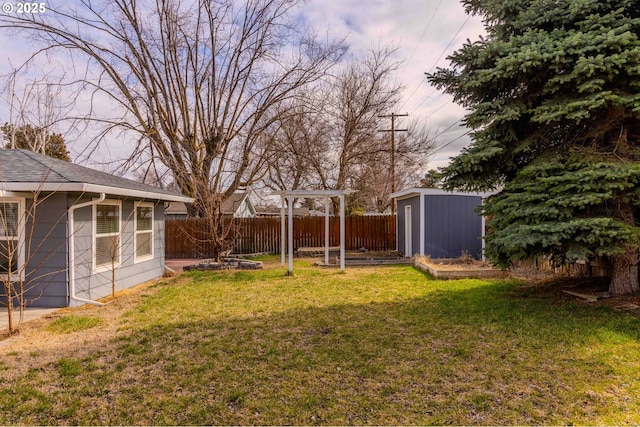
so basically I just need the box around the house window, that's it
[94,200,121,271]
[0,199,24,277]
[134,202,153,262]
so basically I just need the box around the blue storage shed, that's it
[391,188,489,260]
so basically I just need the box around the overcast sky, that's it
[0,0,486,172]
[300,0,485,169]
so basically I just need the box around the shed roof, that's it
[0,149,193,202]
[390,187,492,200]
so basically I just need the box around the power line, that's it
[433,118,462,140]
[398,0,443,108]
[410,87,440,115]
[425,15,471,76]
[424,99,450,119]
[403,0,443,69]
[405,15,472,115]
[432,130,472,155]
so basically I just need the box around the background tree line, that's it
[262,47,433,214]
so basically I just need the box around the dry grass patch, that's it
[0,257,639,425]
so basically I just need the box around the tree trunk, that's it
[6,288,14,333]
[609,248,640,296]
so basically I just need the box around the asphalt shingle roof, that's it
[0,149,190,201]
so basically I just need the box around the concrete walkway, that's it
[0,307,60,333]
[165,258,202,273]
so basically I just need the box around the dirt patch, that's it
[519,275,640,316]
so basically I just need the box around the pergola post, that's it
[419,192,425,256]
[280,196,286,267]
[288,195,294,274]
[340,194,345,272]
[324,197,330,265]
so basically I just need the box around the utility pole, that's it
[379,112,408,214]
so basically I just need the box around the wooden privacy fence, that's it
[165,215,396,258]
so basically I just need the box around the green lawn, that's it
[1,258,639,425]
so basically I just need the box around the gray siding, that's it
[1,194,70,308]
[2,193,167,308]
[26,194,70,307]
[71,197,166,307]
[424,195,483,259]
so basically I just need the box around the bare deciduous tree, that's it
[1,0,345,260]
[1,69,74,160]
[1,124,71,161]
[262,95,330,192]
[264,47,434,213]
[339,121,433,213]
[327,48,403,196]
[1,0,345,207]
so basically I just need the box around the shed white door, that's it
[404,205,412,257]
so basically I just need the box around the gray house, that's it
[165,190,257,219]
[0,149,193,308]
[391,188,489,260]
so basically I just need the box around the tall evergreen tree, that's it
[428,0,640,295]
[2,123,71,162]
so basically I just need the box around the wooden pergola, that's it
[274,190,354,274]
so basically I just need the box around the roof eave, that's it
[0,182,194,203]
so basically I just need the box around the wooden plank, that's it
[562,290,610,303]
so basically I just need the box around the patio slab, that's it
[165,258,203,273]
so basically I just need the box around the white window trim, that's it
[0,198,25,280]
[93,199,122,273]
[134,201,154,263]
